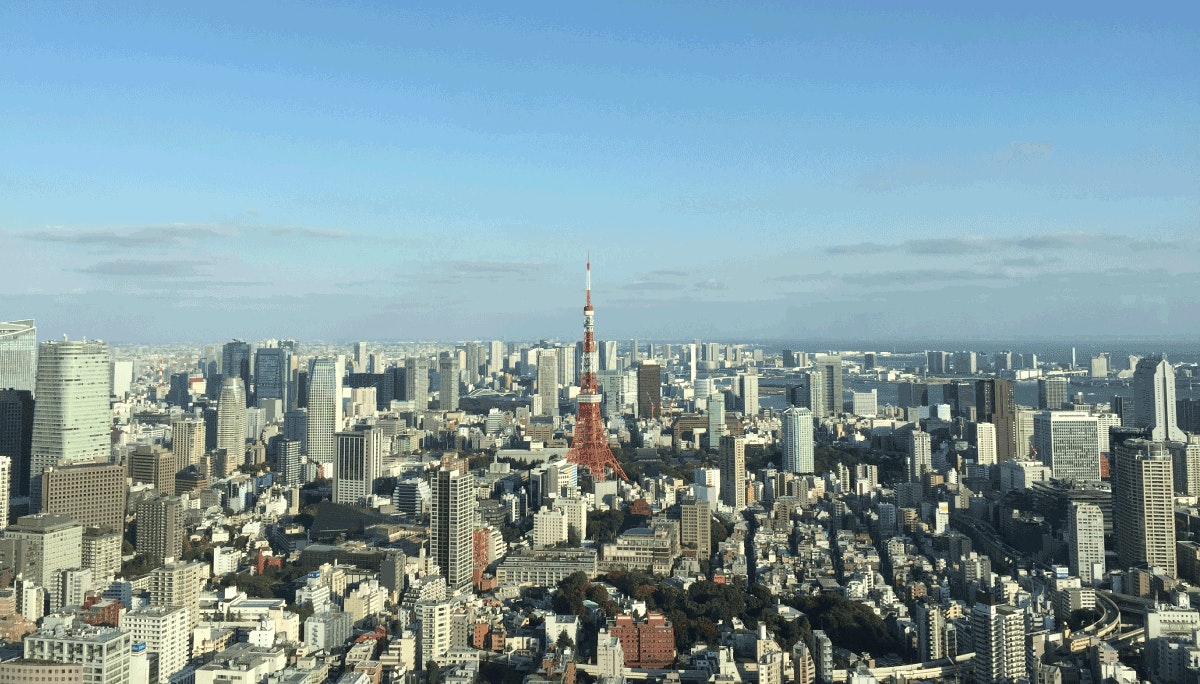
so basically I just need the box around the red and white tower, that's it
[567,259,628,481]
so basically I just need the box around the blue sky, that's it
[2,2,1197,343]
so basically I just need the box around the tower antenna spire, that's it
[567,254,627,481]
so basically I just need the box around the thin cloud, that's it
[825,231,1186,256]
[1000,141,1054,160]
[23,225,227,248]
[79,258,213,277]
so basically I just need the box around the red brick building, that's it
[607,612,675,668]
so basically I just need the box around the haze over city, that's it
[3,2,1197,342]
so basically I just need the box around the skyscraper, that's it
[216,377,247,477]
[781,407,814,474]
[0,456,9,531]
[307,357,343,466]
[975,422,997,466]
[171,418,205,473]
[278,437,303,485]
[128,444,176,496]
[1069,501,1104,585]
[719,435,746,509]
[816,356,843,416]
[739,372,759,417]
[537,350,558,418]
[1033,411,1100,483]
[0,388,34,498]
[679,498,711,559]
[971,599,1026,684]
[431,467,473,590]
[1133,356,1185,442]
[488,340,505,375]
[707,393,726,450]
[136,496,184,564]
[438,353,459,412]
[221,339,252,404]
[1113,439,1176,576]
[30,339,110,508]
[1038,377,1068,410]
[333,428,382,505]
[908,430,932,483]
[636,362,662,419]
[0,320,36,394]
[405,357,429,412]
[254,345,291,410]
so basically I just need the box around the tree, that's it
[587,509,625,544]
[557,630,575,650]
[425,660,440,684]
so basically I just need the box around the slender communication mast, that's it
[567,258,628,481]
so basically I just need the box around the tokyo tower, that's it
[567,259,628,481]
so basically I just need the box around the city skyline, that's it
[2,3,1197,342]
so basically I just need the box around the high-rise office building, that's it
[971,599,1026,684]
[5,514,82,607]
[216,377,247,477]
[41,462,126,532]
[438,353,459,412]
[1069,501,1105,585]
[488,340,506,375]
[431,468,473,590]
[149,560,204,630]
[557,344,576,387]
[719,435,746,509]
[954,351,978,375]
[254,345,291,410]
[1133,356,1186,442]
[0,456,9,531]
[124,605,189,681]
[739,372,759,417]
[171,418,205,473]
[405,357,429,412]
[600,340,619,371]
[30,339,110,508]
[333,428,383,505]
[793,369,826,418]
[307,357,343,466]
[221,339,252,404]
[1038,377,1069,410]
[975,422,997,466]
[781,407,814,474]
[136,496,184,564]
[1090,353,1109,379]
[908,430,932,483]
[0,320,36,394]
[1113,439,1176,576]
[128,444,176,496]
[536,350,558,418]
[637,362,662,419]
[353,341,368,371]
[0,388,33,498]
[1033,412,1100,483]
[278,437,303,485]
[679,498,711,559]
[926,351,949,375]
[707,393,726,450]
[915,600,945,662]
[814,356,842,416]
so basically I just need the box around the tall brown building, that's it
[129,444,176,496]
[41,462,126,532]
[136,496,184,565]
[679,498,711,559]
[636,363,662,419]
